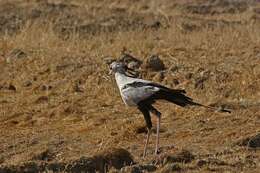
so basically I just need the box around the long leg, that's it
[155,114,161,155]
[137,104,152,158]
[146,105,161,155]
[143,128,151,158]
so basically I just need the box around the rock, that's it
[8,84,16,91]
[248,134,260,148]
[236,133,260,149]
[144,55,165,71]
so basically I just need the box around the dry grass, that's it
[0,0,260,172]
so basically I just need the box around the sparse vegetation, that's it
[0,0,259,172]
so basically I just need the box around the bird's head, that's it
[109,61,127,74]
[109,61,136,75]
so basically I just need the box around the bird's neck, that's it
[115,71,129,89]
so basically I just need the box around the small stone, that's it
[8,84,16,91]
[248,134,260,149]
[24,81,32,87]
[144,55,165,71]
[236,133,260,149]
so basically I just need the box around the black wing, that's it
[122,81,186,94]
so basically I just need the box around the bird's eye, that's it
[123,64,128,70]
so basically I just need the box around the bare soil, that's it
[0,0,260,172]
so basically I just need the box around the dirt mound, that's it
[0,148,133,173]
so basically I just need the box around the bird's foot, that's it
[142,152,147,159]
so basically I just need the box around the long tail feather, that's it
[156,88,231,113]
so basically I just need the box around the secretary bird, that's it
[109,61,230,157]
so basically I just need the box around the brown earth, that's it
[0,0,260,172]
